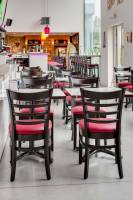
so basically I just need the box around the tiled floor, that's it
[0,101,133,200]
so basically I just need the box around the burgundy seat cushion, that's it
[53,81,58,87]
[66,95,72,103]
[79,118,116,134]
[72,105,105,115]
[34,107,53,116]
[58,81,70,88]
[125,84,133,90]
[64,90,70,96]
[66,96,82,104]
[9,120,52,135]
[20,108,53,116]
[117,82,131,88]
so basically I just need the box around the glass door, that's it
[113,24,124,67]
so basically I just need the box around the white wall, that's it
[101,0,133,86]
[5,0,84,53]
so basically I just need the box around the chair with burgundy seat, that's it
[65,76,88,124]
[71,76,99,150]
[21,66,43,77]
[7,89,53,181]
[21,75,50,89]
[79,87,125,179]
[114,66,131,88]
[20,76,54,151]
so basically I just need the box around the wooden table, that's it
[11,88,66,100]
[65,87,81,97]
[52,88,66,99]
[54,77,69,82]
[48,61,63,66]
[66,87,129,98]
[48,61,63,71]
[82,87,121,92]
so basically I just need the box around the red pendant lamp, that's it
[44,25,50,35]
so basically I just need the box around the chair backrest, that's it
[21,76,51,89]
[21,66,42,77]
[114,67,131,83]
[61,70,80,77]
[80,87,125,137]
[70,76,99,88]
[131,69,133,85]
[114,66,131,72]
[7,88,53,137]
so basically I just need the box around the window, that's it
[84,0,101,55]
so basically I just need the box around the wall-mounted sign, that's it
[125,32,132,43]
[107,0,124,10]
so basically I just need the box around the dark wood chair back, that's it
[80,87,125,138]
[7,88,53,139]
[70,76,99,88]
[21,76,51,89]
[114,66,131,72]
[114,67,131,84]
[21,66,42,77]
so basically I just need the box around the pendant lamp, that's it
[44,25,50,35]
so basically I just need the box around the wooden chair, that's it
[20,76,54,151]
[21,76,51,89]
[114,66,131,89]
[114,67,131,108]
[21,66,43,77]
[71,76,99,150]
[79,87,125,179]
[7,89,53,181]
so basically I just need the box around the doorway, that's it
[113,24,124,67]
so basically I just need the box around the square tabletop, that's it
[65,88,81,97]
[52,88,66,99]
[54,77,69,82]
[65,87,125,98]
[48,61,63,66]
[10,88,66,100]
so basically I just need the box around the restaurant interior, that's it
[0,0,132,200]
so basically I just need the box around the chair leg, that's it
[44,140,51,180]
[71,119,73,141]
[84,138,89,179]
[115,139,123,179]
[62,99,66,119]
[10,141,16,182]
[95,139,100,157]
[49,146,53,164]
[65,104,69,124]
[73,116,77,150]
[104,139,107,146]
[131,97,133,111]
[50,115,54,151]
[79,133,83,164]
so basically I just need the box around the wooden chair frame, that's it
[79,87,125,179]
[7,89,53,181]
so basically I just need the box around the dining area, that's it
[0,56,132,200]
[0,0,133,199]
[0,56,131,183]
